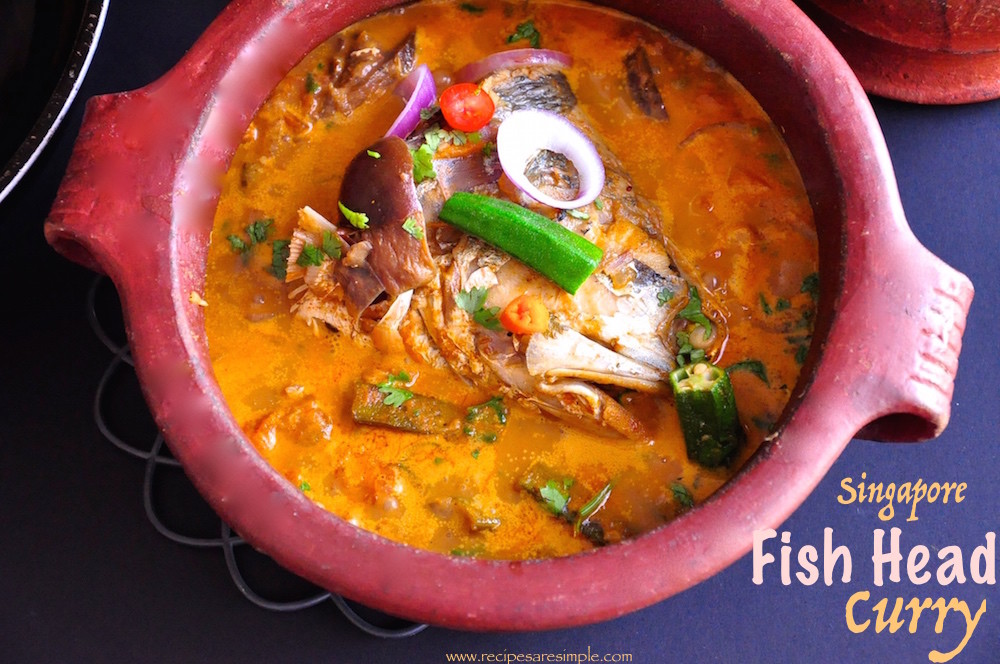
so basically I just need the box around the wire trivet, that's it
[88,275,428,638]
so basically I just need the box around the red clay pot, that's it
[44,0,974,630]
[800,0,1000,103]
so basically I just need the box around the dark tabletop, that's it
[2,2,998,662]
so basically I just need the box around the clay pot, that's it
[43,0,974,630]
[800,0,1000,103]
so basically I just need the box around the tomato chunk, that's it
[500,294,550,334]
[439,83,495,132]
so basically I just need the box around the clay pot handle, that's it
[839,232,974,443]
[44,89,188,281]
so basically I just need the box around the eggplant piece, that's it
[625,45,668,120]
[339,136,438,296]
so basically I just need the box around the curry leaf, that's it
[679,285,713,334]
[725,359,770,386]
[270,239,290,279]
[507,19,541,48]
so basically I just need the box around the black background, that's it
[2,1,998,662]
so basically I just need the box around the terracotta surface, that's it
[800,0,1000,103]
[43,0,974,630]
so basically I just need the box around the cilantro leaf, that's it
[507,19,541,48]
[419,104,440,121]
[459,2,485,13]
[305,72,320,94]
[321,230,342,260]
[402,217,424,240]
[411,143,437,183]
[455,286,488,314]
[759,293,773,315]
[296,243,325,267]
[377,371,414,408]
[246,218,273,245]
[456,286,502,331]
[539,480,570,515]
[473,305,502,331]
[801,272,820,302]
[366,149,381,159]
[679,285,713,334]
[671,482,694,509]
[227,234,250,253]
[270,239,290,279]
[338,201,369,229]
[656,287,674,307]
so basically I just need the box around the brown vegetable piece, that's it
[625,45,668,120]
[339,136,438,296]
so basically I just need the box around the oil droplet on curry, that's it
[205,0,818,559]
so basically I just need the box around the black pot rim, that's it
[0,0,109,204]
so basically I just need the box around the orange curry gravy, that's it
[204,0,818,559]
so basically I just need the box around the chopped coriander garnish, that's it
[801,272,820,302]
[467,395,507,425]
[725,359,770,386]
[227,234,250,253]
[759,293,773,315]
[594,198,604,210]
[456,286,502,331]
[539,479,571,515]
[338,201,370,229]
[507,19,541,48]
[794,343,809,365]
[305,72,320,94]
[419,104,440,121]
[377,371,414,408]
[567,209,589,220]
[228,218,273,255]
[656,287,674,307]
[299,480,312,492]
[270,239,290,279]
[679,285,713,334]
[296,243,325,267]
[671,482,694,509]
[471,448,481,459]
[366,149,381,159]
[482,141,497,157]
[321,230,342,260]
[411,143,437,183]
[386,370,411,383]
[775,297,791,312]
[402,216,424,240]
[424,128,447,152]
[246,218,273,245]
[459,2,486,13]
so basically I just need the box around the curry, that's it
[204,0,818,559]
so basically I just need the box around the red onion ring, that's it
[496,109,605,210]
[385,64,437,139]
[455,48,572,83]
